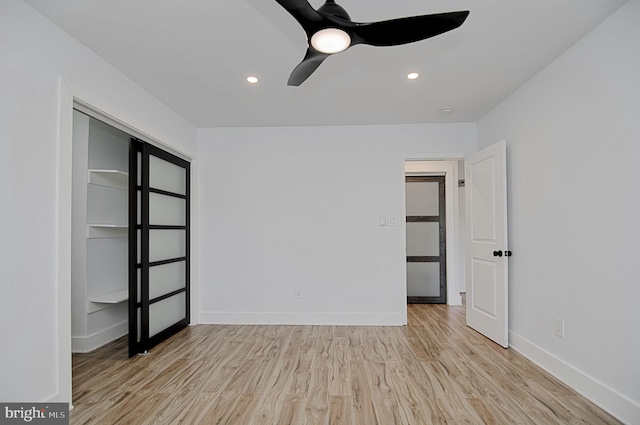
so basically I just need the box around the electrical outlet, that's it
[554,318,564,338]
[294,287,303,299]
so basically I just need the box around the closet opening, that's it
[71,109,190,357]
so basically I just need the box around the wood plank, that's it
[69,305,622,425]
[328,396,352,425]
[305,367,329,425]
[349,360,378,425]
[328,337,351,396]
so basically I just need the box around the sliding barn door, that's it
[129,139,190,356]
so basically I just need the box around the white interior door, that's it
[465,140,509,347]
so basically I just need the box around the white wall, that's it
[197,124,476,325]
[0,0,196,403]
[477,1,640,422]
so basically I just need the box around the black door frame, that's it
[406,175,447,304]
[129,139,190,356]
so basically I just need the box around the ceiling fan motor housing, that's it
[317,0,351,21]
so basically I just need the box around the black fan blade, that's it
[275,0,323,29]
[351,11,469,47]
[287,48,330,86]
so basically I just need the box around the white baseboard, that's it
[72,320,128,353]
[199,311,406,326]
[44,392,72,410]
[447,292,463,306]
[509,331,640,425]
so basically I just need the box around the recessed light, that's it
[440,107,454,114]
[247,76,259,84]
[407,72,419,80]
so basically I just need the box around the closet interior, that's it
[71,111,129,352]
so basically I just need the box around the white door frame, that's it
[403,158,462,305]
[55,79,198,405]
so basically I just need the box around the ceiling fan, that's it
[275,0,469,86]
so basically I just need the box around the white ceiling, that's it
[24,0,626,128]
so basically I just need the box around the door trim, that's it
[57,79,197,405]
[403,160,461,305]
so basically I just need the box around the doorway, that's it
[406,176,447,303]
[56,84,197,404]
[71,110,190,358]
[404,160,462,306]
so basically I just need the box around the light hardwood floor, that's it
[71,305,620,424]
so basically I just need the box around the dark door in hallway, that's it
[406,176,446,304]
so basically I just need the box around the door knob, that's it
[493,250,503,257]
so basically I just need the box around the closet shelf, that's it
[87,224,128,238]
[89,289,128,304]
[88,289,128,313]
[88,169,129,190]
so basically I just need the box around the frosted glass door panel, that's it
[149,293,186,337]
[149,155,186,195]
[149,261,186,299]
[149,193,186,226]
[148,230,186,262]
[405,175,446,303]
[406,222,440,256]
[407,263,441,297]
[137,152,142,186]
[137,269,141,303]
[137,191,141,225]
[137,307,141,342]
[406,181,439,216]
[130,140,190,356]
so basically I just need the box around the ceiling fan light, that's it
[310,28,351,54]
